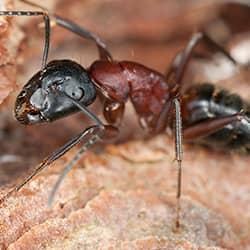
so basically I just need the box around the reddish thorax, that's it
[89,60,170,129]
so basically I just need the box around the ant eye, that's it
[74,87,85,100]
[65,84,85,100]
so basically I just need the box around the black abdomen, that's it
[183,83,250,153]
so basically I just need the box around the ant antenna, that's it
[19,0,112,61]
[0,6,50,68]
[0,95,106,206]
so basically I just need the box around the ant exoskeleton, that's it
[167,33,250,153]
[0,0,247,230]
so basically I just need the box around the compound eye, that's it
[64,84,84,100]
[72,87,84,100]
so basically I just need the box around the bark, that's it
[0,1,250,249]
[1,136,249,249]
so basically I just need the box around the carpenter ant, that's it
[0,1,246,230]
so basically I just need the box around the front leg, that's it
[48,124,118,205]
[0,95,119,206]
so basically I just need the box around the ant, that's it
[0,0,247,230]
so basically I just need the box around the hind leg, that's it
[166,32,237,86]
[183,112,243,141]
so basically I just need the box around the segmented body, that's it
[182,83,250,153]
[91,61,250,152]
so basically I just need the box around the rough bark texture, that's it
[0,0,250,249]
[0,0,23,105]
[1,136,249,249]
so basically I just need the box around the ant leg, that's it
[0,92,118,205]
[154,98,173,133]
[48,127,103,205]
[160,31,238,188]
[19,0,112,61]
[0,10,51,68]
[48,123,119,205]
[0,126,101,202]
[103,99,125,125]
[166,32,237,86]
[183,112,243,141]
[172,98,183,230]
[0,125,106,205]
[157,97,183,229]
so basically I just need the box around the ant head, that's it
[15,60,96,124]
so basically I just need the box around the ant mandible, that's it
[0,0,246,230]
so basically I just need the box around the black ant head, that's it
[15,60,96,124]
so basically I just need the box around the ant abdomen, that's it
[182,83,250,152]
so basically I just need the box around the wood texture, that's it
[0,1,250,249]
